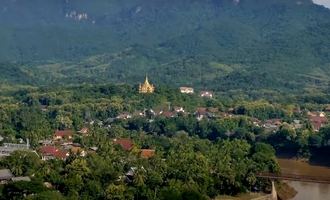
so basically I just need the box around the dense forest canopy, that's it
[0,0,329,94]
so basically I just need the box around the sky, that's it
[313,0,330,8]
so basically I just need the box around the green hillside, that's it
[0,0,329,93]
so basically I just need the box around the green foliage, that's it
[26,191,65,200]
[1,180,46,200]
[0,0,329,95]
[0,81,329,199]
[0,151,41,176]
[234,101,286,120]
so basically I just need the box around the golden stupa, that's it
[139,75,155,93]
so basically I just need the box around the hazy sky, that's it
[313,0,330,8]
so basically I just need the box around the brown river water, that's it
[277,158,330,200]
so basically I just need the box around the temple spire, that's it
[139,74,155,94]
[145,74,149,84]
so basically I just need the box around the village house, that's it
[251,118,262,127]
[53,130,73,140]
[39,146,69,160]
[116,112,132,120]
[87,146,99,155]
[0,169,13,184]
[195,107,208,121]
[0,141,30,157]
[70,146,87,157]
[125,166,146,183]
[292,119,303,129]
[38,139,52,146]
[140,109,157,118]
[194,107,222,120]
[0,169,31,185]
[161,111,176,118]
[173,106,185,113]
[40,105,48,112]
[308,111,326,117]
[113,138,134,151]
[11,176,31,182]
[308,112,328,132]
[132,110,145,118]
[262,119,282,132]
[206,107,221,118]
[78,127,89,136]
[200,91,214,98]
[140,149,155,159]
[179,87,194,94]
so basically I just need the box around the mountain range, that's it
[0,0,329,94]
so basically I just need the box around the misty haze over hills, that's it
[313,0,330,8]
[0,0,329,94]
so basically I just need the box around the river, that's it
[277,158,330,200]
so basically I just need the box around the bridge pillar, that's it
[271,180,278,200]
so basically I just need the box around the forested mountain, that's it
[0,0,329,93]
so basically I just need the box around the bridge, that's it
[257,172,330,184]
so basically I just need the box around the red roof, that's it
[309,116,327,123]
[113,139,133,151]
[54,130,73,137]
[40,146,57,154]
[309,116,328,131]
[53,150,68,159]
[140,149,155,159]
[39,146,68,159]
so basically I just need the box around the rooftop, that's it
[54,130,73,137]
[114,138,134,151]
[0,169,14,180]
[140,149,155,159]
[11,176,31,182]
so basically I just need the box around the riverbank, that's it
[277,158,330,177]
[277,158,330,200]
[216,193,267,200]
[275,182,297,200]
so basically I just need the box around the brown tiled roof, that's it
[140,149,155,159]
[162,111,175,118]
[309,116,328,131]
[196,107,207,115]
[78,127,89,134]
[207,107,219,113]
[309,116,328,123]
[40,146,58,154]
[39,146,68,159]
[54,130,73,137]
[114,138,133,151]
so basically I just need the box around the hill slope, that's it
[0,0,329,93]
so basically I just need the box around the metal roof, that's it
[0,169,14,180]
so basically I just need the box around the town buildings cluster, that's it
[0,76,329,185]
